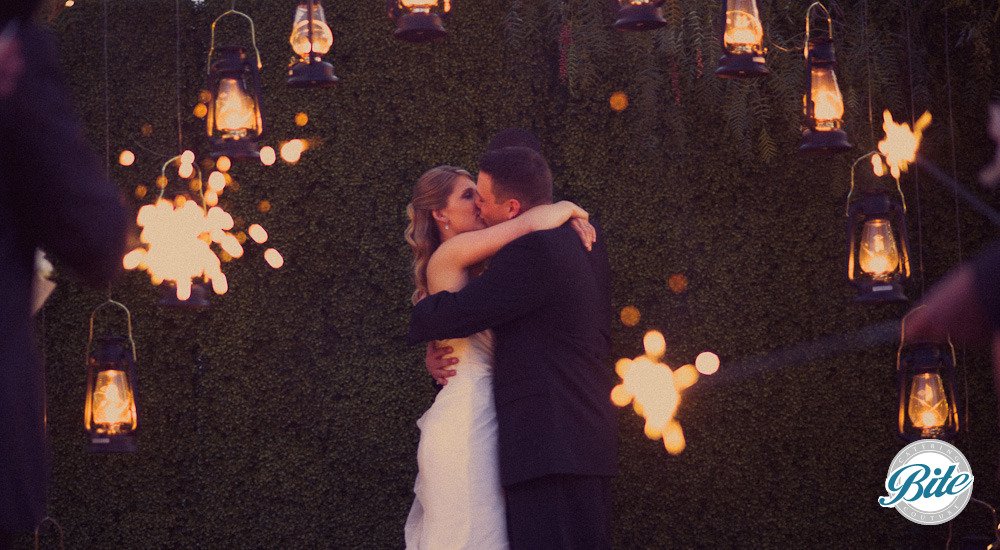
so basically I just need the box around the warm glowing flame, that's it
[401,0,438,12]
[611,330,714,455]
[124,199,242,299]
[858,219,899,280]
[907,372,949,430]
[877,110,932,181]
[215,79,257,135]
[216,156,232,173]
[91,370,135,434]
[809,68,844,126]
[724,1,763,52]
[290,4,334,58]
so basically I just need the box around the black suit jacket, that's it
[408,222,617,486]
[0,22,127,533]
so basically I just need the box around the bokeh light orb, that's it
[118,150,135,167]
[620,305,640,327]
[695,352,720,375]
[609,91,629,112]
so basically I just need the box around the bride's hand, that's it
[570,217,596,251]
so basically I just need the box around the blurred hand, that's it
[0,34,23,98]
[905,265,990,346]
[426,341,458,386]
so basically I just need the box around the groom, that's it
[407,143,617,548]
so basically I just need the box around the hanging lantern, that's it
[715,0,768,78]
[288,0,339,88]
[387,0,451,43]
[206,11,265,159]
[897,316,960,441]
[84,301,139,453]
[799,4,850,152]
[613,0,667,32]
[846,155,911,303]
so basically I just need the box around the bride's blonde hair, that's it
[405,166,473,304]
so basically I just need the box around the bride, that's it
[402,165,593,549]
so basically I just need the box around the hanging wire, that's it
[102,0,114,301]
[940,4,971,458]
[102,0,110,182]
[902,0,926,296]
[175,0,183,153]
[862,0,876,146]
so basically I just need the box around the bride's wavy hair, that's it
[405,165,472,304]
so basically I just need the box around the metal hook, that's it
[34,516,65,550]
[845,151,877,217]
[207,9,262,74]
[803,2,833,58]
[86,299,137,363]
[846,151,908,216]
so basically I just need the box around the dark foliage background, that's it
[21,0,1000,547]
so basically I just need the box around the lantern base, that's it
[394,13,447,42]
[209,138,261,160]
[88,433,137,453]
[799,128,852,153]
[715,54,770,79]
[854,281,907,303]
[158,282,211,309]
[613,4,667,31]
[287,60,339,88]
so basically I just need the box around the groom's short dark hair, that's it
[478,146,553,208]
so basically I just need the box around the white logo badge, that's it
[879,440,974,525]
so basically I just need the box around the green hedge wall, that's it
[24,0,1000,547]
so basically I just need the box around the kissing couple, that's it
[404,130,618,549]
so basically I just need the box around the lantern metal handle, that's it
[846,151,908,217]
[86,299,137,363]
[34,516,65,550]
[803,2,833,59]
[155,154,207,213]
[207,9,263,74]
[895,305,956,372]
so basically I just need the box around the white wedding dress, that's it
[404,330,508,550]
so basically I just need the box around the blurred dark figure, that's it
[906,107,1000,431]
[1,2,128,546]
[905,245,1000,420]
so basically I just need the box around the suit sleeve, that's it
[1,27,127,287]
[407,235,550,344]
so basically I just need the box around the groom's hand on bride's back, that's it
[426,342,458,386]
